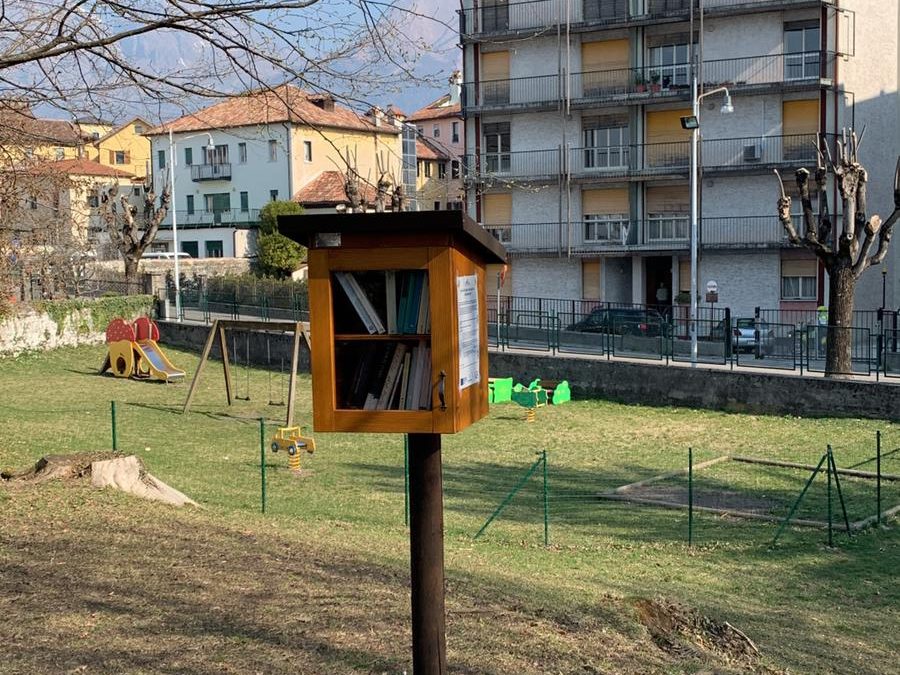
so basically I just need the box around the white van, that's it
[142,251,192,260]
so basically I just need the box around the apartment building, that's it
[146,85,404,259]
[461,0,899,315]
[85,117,153,179]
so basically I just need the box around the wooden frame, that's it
[182,319,310,426]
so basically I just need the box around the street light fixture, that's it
[168,128,215,322]
[689,83,733,367]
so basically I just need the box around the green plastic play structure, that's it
[490,377,571,406]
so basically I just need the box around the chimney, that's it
[448,70,463,106]
[368,106,384,127]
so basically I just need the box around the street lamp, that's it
[168,128,215,321]
[684,83,733,366]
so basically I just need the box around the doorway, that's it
[645,256,672,311]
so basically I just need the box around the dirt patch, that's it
[633,597,760,664]
[1,451,121,482]
[628,485,776,514]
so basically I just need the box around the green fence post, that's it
[772,452,828,547]
[259,417,267,514]
[876,430,882,525]
[827,445,833,547]
[828,447,852,535]
[404,434,410,527]
[475,455,544,540]
[542,450,549,547]
[688,447,693,547]
[110,400,117,452]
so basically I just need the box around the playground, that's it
[1,342,899,674]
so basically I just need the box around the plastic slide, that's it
[134,340,186,382]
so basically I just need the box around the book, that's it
[348,342,377,408]
[376,343,407,410]
[418,346,432,409]
[344,272,386,334]
[365,342,395,406]
[416,274,429,334]
[397,351,412,409]
[407,343,422,410]
[386,271,398,334]
[334,272,378,335]
[404,271,423,334]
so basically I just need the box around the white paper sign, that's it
[456,274,480,390]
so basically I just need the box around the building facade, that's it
[146,86,403,259]
[460,0,899,316]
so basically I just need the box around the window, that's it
[452,121,460,143]
[184,147,193,165]
[158,149,166,170]
[28,195,37,210]
[424,162,432,178]
[205,240,224,258]
[433,201,441,210]
[483,122,510,173]
[582,124,629,170]
[416,161,421,178]
[451,159,460,179]
[181,241,199,258]
[781,276,817,300]
[269,189,279,201]
[204,193,231,212]
[134,124,144,134]
[303,140,312,162]
[91,132,100,141]
[55,147,65,160]
[417,125,424,137]
[238,142,247,164]
[482,0,509,32]
[433,124,440,138]
[785,24,820,80]
[647,213,689,241]
[87,192,100,208]
[115,150,128,164]
[240,191,249,212]
[648,43,690,89]
[132,186,142,197]
[205,144,229,165]
[268,139,278,162]
[186,195,194,215]
[584,214,628,242]
[438,162,447,179]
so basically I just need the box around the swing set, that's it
[182,320,315,467]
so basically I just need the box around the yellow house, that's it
[85,117,152,179]
[0,102,88,162]
[414,136,464,212]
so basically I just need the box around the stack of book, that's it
[334,270,430,335]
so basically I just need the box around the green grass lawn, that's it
[1,344,899,674]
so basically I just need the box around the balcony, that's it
[191,163,232,181]
[466,134,823,184]
[459,0,826,42]
[162,209,260,229]
[463,52,834,115]
[483,215,802,256]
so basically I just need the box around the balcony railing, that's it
[460,0,825,40]
[463,52,834,113]
[483,215,804,255]
[191,163,232,181]
[466,134,824,182]
[162,208,260,229]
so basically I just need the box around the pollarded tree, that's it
[100,182,170,288]
[776,130,900,376]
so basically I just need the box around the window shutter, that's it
[679,259,691,293]
[582,260,601,299]
[646,186,689,213]
[782,100,819,136]
[482,192,512,224]
[583,188,628,215]
[781,258,817,277]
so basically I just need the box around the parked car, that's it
[566,307,666,336]
[710,318,775,354]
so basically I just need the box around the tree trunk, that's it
[123,258,140,295]
[826,260,855,377]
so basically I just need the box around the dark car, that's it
[566,307,666,336]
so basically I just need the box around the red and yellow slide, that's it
[100,317,185,383]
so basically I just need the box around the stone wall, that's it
[0,296,155,357]
[90,257,252,280]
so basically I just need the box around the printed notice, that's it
[456,274,480,390]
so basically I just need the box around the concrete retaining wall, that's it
[489,350,900,420]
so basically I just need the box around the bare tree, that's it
[99,182,170,287]
[776,130,900,376]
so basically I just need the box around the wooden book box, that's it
[279,210,507,434]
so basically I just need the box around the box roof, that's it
[278,210,507,264]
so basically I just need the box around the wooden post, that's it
[407,432,447,675]
[219,324,233,406]
[182,320,219,414]
[286,321,302,427]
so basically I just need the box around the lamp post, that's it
[168,129,215,322]
[682,84,733,366]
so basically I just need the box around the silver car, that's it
[732,318,775,354]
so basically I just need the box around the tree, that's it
[99,181,169,287]
[776,130,900,376]
[256,200,305,278]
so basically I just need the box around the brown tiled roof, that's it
[43,158,134,178]
[416,137,450,161]
[0,107,87,146]
[292,171,377,207]
[147,85,400,136]
[409,96,461,122]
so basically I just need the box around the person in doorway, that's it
[655,282,670,315]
